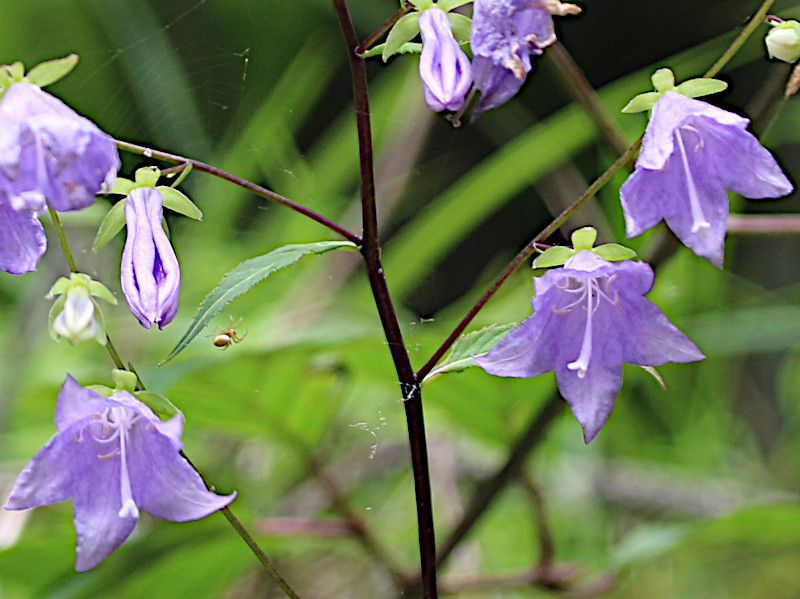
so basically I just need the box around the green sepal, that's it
[93,199,127,251]
[5,61,25,81]
[168,163,193,188]
[409,0,434,8]
[382,12,421,61]
[532,246,576,269]
[447,13,472,44]
[651,68,675,92]
[47,276,73,298]
[91,299,109,345]
[107,177,136,196]
[112,369,139,393]
[571,226,597,250]
[621,91,660,114]
[134,391,179,420]
[592,243,637,262]
[156,186,203,220]
[86,384,115,398]
[674,78,728,98]
[26,54,79,88]
[135,166,161,187]
[361,42,422,59]
[88,280,117,304]
[439,0,474,11]
[47,295,66,341]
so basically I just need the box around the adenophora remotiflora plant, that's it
[2,0,796,596]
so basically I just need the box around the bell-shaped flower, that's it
[121,187,181,329]
[48,273,116,345]
[476,251,704,443]
[0,82,119,274]
[620,91,793,267]
[766,19,800,63]
[418,7,473,112]
[4,375,235,571]
[470,0,580,117]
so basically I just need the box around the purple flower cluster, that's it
[0,82,119,274]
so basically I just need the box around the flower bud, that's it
[418,7,472,112]
[766,21,800,63]
[120,187,180,329]
[48,273,116,345]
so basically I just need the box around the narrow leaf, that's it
[157,186,203,220]
[26,54,79,87]
[423,323,517,385]
[532,246,575,269]
[93,200,127,252]
[383,13,421,62]
[621,91,660,114]
[161,241,358,364]
[675,78,728,98]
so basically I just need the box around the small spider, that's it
[212,317,247,350]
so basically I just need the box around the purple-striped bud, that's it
[418,7,473,112]
[120,188,180,329]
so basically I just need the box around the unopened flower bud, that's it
[48,273,116,345]
[418,7,473,112]
[766,20,800,63]
[120,187,181,329]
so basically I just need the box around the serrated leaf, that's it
[675,78,728,98]
[93,199,127,251]
[532,246,575,269]
[161,241,358,364]
[593,243,637,262]
[423,323,517,385]
[571,226,597,250]
[135,391,179,420]
[621,91,660,113]
[26,54,78,87]
[383,13,421,62]
[447,13,472,44]
[108,177,135,196]
[157,186,203,220]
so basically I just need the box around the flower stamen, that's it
[676,128,711,234]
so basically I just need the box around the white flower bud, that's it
[766,21,800,64]
[52,286,99,344]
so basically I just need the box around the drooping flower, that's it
[48,273,117,345]
[121,187,181,329]
[470,0,580,117]
[0,82,120,274]
[765,19,800,63]
[418,7,473,112]
[620,91,793,267]
[4,375,235,571]
[476,251,704,443]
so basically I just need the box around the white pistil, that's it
[676,128,710,234]
[91,407,140,519]
[567,280,596,379]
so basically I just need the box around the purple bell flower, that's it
[0,82,120,274]
[121,187,181,329]
[4,375,235,571]
[476,251,704,443]
[418,7,473,112]
[620,91,793,267]
[470,0,579,117]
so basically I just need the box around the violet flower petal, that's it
[0,198,46,274]
[418,7,473,112]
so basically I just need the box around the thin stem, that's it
[47,220,300,598]
[416,140,641,380]
[519,475,555,568]
[546,42,630,155]
[332,1,438,597]
[47,206,78,273]
[115,139,361,245]
[704,0,775,78]
[355,1,414,55]
[727,214,800,235]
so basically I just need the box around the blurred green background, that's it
[2,0,800,597]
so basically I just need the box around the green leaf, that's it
[423,323,517,385]
[161,241,358,364]
[532,246,575,269]
[7,61,25,80]
[621,91,660,113]
[157,186,203,220]
[108,177,136,196]
[93,199,127,251]
[651,67,675,92]
[383,13,421,62]
[571,226,597,250]
[439,0,474,11]
[675,77,728,98]
[88,280,118,304]
[593,242,637,262]
[362,42,422,59]
[447,13,472,44]
[135,166,161,186]
[135,391,179,420]
[26,54,79,87]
